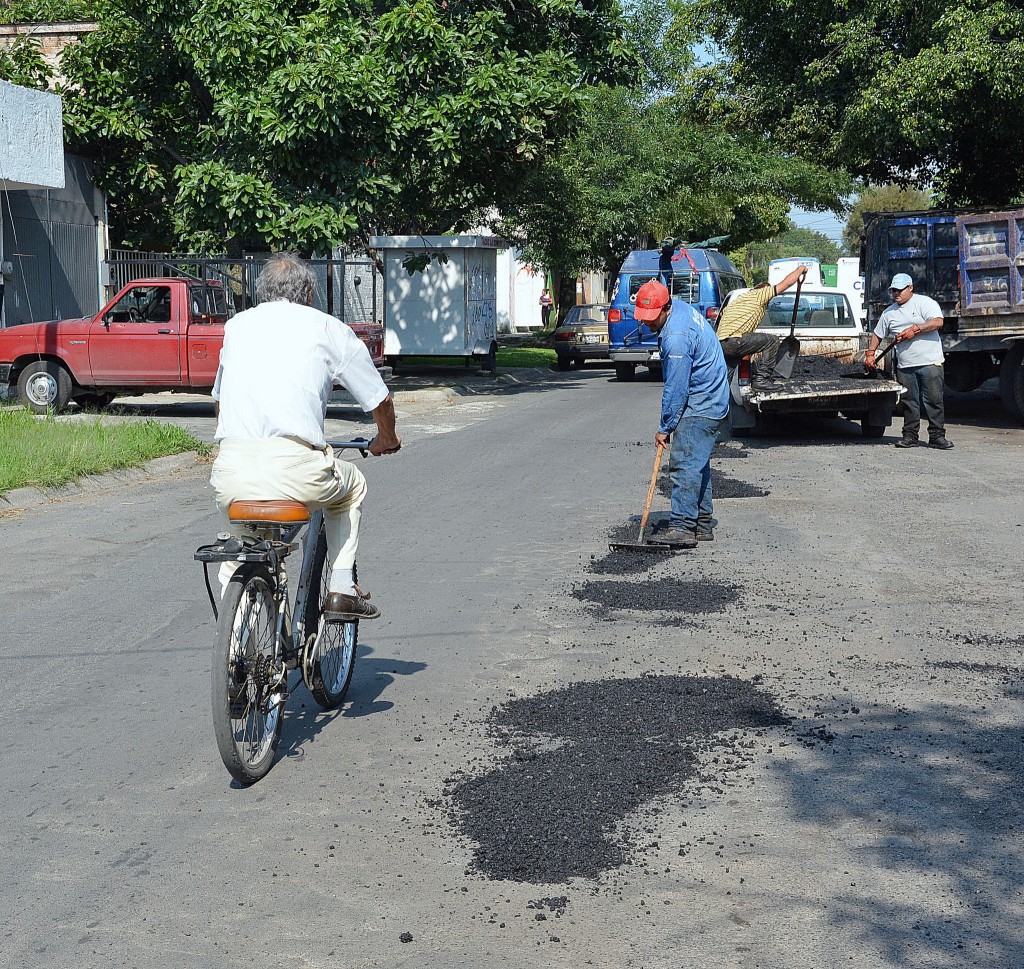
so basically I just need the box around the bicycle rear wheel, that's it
[212,564,285,784]
[303,528,358,710]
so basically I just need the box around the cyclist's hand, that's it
[369,433,402,456]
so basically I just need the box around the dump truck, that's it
[862,207,1024,422]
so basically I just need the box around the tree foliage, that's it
[499,65,850,279]
[842,184,932,255]
[0,1,94,24]
[32,0,629,253]
[727,225,843,284]
[690,0,1024,206]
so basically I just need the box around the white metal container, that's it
[369,236,500,367]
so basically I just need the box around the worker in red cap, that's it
[633,279,730,548]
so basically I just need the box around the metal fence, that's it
[103,250,382,325]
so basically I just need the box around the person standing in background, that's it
[539,288,554,328]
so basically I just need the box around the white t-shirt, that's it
[874,293,945,368]
[212,300,389,446]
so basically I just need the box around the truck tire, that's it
[861,420,886,438]
[998,343,1024,423]
[18,361,73,414]
[615,362,636,382]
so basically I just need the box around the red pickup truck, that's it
[0,277,385,413]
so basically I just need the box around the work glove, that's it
[864,350,876,370]
[896,324,921,343]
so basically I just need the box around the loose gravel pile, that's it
[448,675,788,883]
[585,548,663,576]
[571,576,740,616]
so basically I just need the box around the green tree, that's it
[7,0,629,253]
[842,184,932,255]
[689,0,1024,206]
[0,1,94,23]
[727,225,843,284]
[498,83,850,286]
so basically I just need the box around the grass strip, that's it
[397,347,557,369]
[0,408,208,495]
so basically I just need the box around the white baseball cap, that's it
[889,273,913,290]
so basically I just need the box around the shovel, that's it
[609,441,676,554]
[772,276,805,379]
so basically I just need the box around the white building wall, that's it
[0,80,64,191]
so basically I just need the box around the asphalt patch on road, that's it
[571,576,741,618]
[657,469,770,500]
[447,675,788,883]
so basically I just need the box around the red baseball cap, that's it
[633,280,671,321]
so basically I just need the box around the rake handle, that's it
[637,441,666,542]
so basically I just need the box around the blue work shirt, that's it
[658,299,730,433]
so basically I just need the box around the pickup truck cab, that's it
[0,277,384,413]
[752,286,865,359]
[608,246,746,381]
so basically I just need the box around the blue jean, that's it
[668,415,726,531]
[896,363,946,441]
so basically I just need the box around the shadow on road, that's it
[276,646,428,760]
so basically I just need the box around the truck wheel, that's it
[861,420,886,438]
[615,362,635,382]
[18,361,73,414]
[998,343,1024,423]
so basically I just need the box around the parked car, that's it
[553,303,611,370]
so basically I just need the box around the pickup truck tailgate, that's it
[749,375,904,413]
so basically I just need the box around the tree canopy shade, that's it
[36,0,630,252]
[497,85,850,280]
[690,0,1024,206]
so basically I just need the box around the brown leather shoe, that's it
[324,590,380,621]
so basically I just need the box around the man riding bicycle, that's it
[210,253,401,620]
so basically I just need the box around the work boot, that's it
[650,527,698,550]
[695,528,715,542]
[929,437,954,450]
[894,435,920,448]
[324,590,380,621]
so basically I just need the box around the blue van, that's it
[607,246,746,380]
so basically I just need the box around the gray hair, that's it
[255,253,316,305]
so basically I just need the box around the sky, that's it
[790,205,847,244]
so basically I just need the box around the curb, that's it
[0,450,204,511]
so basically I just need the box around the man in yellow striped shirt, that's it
[717,265,807,391]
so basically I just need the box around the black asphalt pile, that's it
[712,444,749,459]
[585,548,661,576]
[789,355,857,380]
[571,576,740,616]
[657,469,769,500]
[448,675,788,883]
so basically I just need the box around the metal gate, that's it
[0,155,103,327]
[102,251,382,325]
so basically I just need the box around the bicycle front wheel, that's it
[303,529,358,710]
[212,564,285,784]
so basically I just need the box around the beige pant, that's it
[210,437,367,593]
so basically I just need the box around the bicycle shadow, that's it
[277,646,426,760]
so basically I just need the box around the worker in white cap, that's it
[866,272,952,449]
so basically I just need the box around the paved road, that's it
[2,366,1023,968]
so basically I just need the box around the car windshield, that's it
[627,273,700,304]
[563,305,608,325]
[761,292,853,328]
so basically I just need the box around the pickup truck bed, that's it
[730,370,905,437]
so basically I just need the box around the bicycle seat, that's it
[228,499,310,524]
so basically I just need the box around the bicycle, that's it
[195,439,371,785]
